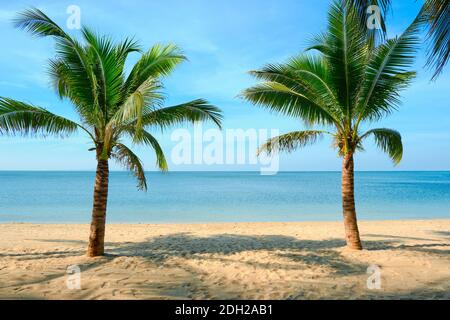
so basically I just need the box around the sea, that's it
[0,171,449,223]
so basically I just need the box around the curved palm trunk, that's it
[342,153,363,250]
[87,159,109,257]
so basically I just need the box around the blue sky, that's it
[0,0,449,171]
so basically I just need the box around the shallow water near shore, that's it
[1,171,449,223]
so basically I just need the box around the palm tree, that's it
[349,0,449,79]
[0,8,222,257]
[241,1,419,249]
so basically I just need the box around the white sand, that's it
[0,219,449,299]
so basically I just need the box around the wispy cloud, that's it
[0,9,15,23]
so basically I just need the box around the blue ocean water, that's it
[0,171,449,223]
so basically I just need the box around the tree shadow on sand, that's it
[432,231,450,238]
[106,233,369,275]
[1,234,368,297]
[362,231,450,257]
[1,230,448,299]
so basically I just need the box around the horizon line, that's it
[0,170,449,173]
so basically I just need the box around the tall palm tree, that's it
[349,0,449,79]
[241,1,419,249]
[0,8,222,257]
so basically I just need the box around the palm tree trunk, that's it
[87,159,109,257]
[342,153,363,250]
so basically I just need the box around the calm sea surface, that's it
[0,171,449,223]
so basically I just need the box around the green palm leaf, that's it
[122,44,185,105]
[0,97,80,137]
[112,143,148,190]
[140,99,223,129]
[355,18,420,123]
[258,130,329,155]
[15,8,100,118]
[348,0,449,79]
[247,55,342,125]
[345,0,390,38]
[111,78,164,133]
[122,128,168,172]
[82,27,125,116]
[312,1,368,116]
[241,81,338,126]
[422,0,449,79]
[360,128,403,164]
[13,7,67,38]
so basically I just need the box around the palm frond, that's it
[248,55,342,123]
[113,37,142,85]
[313,1,368,115]
[346,0,390,19]
[10,9,102,139]
[54,38,99,109]
[345,0,390,41]
[13,7,67,38]
[112,143,148,190]
[139,99,223,129]
[122,44,185,104]
[241,81,338,126]
[110,78,164,132]
[346,0,448,80]
[355,18,420,123]
[123,129,168,171]
[115,37,142,61]
[421,0,449,79]
[15,7,100,120]
[0,97,80,137]
[360,128,403,164]
[82,27,125,117]
[258,130,328,155]
[47,58,101,127]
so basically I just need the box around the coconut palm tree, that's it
[349,0,449,79]
[0,8,222,257]
[241,1,419,249]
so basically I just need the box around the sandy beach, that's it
[0,219,449,300]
